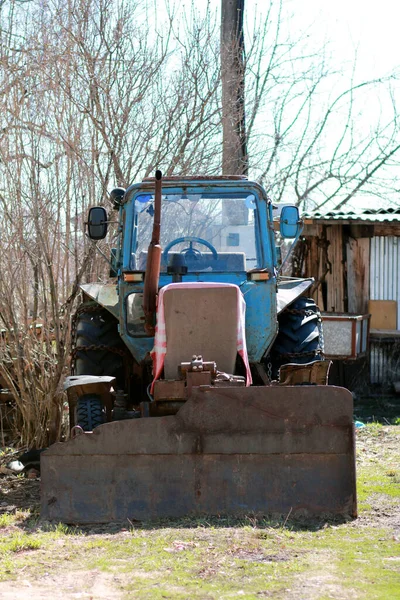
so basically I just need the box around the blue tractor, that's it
[41,172,356,523]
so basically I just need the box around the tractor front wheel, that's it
[269,296,324,380]
[72,303,126,387]
[70,303,127,431]
[75,394,105,431]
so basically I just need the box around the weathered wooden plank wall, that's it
[325,225,345,312]
[302,221,400,316]
[346,238,370,314]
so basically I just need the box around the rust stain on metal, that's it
[41,385,357,523]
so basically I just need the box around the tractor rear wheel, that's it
[72,303,126,388]
[269,297,324,380]
[75,394,105,431]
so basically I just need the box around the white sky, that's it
[153,0,400,209]
[283,0,400,209]
[163,0,400,117]
[297,0,400,80]
[166,0,400,79]
[291,0,400,209]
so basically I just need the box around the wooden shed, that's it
[297,207,400,391]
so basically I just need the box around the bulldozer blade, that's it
[41,385,356,523]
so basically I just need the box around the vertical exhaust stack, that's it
[143,170,162,336]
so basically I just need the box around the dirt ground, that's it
[0,425,399,599]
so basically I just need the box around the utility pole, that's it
[221,0,248,176]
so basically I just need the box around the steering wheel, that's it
[162,236,218,265]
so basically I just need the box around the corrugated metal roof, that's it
[303,207,400,223]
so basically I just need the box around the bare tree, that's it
[0,0,399,446]
[241,1,400,208]
[0,0,224,446]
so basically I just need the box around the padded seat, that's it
[163,285,238,378]
[151,282,252,388]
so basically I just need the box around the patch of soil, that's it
[0,476,40,515]
[232,548,292,562]
[294,566,359,600]
[0,571,124,599]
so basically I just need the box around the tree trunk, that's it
[221,0,248,176]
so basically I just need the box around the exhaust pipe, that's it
[143,170,162,336]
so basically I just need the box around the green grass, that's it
[0,513,16,528]
[307,526,400,599]
[356,423,400,511]
[0,534,42,554]
[82,528,312,598]
[358,466,400,498]
[2,519,396,599]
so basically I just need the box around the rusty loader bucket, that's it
[41,385,357,523]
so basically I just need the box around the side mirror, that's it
[279,205,301,239]
[87,207,108,240]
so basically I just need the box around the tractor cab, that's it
[132,188,259,274]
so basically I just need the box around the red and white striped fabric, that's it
[150,282,252,391]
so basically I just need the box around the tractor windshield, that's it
[132,191,259,272]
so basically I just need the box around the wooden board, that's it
[347,238,370,314]
[368,300,397,330]
[326,225,345,312]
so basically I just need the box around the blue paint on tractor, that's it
[114,178,281,364]
[80,176,308,367]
